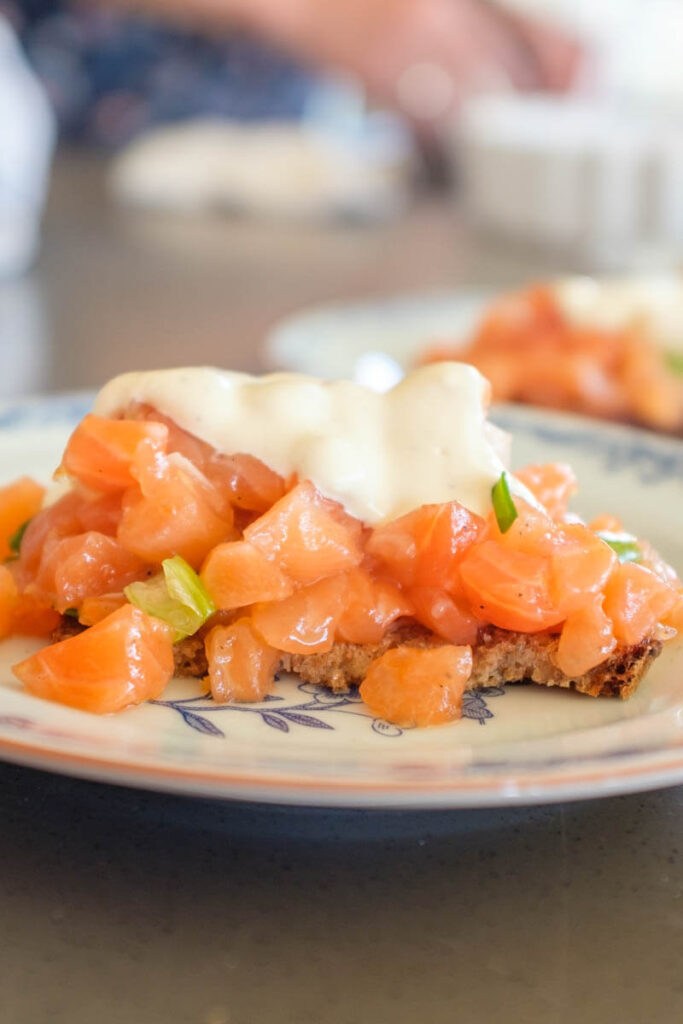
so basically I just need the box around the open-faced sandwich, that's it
[420,276,683,434]
[1,363,681,728]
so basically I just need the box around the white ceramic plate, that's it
[264,289,489,381]
[1,393,683,808]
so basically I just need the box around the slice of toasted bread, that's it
[51,615,661,701]
[279,622,661,699]
[178,619,660,700]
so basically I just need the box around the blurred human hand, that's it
[109,0,581,125]
[243,0,581,122]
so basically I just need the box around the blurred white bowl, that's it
[455,94,683,267]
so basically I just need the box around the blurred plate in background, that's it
[264,289,491,381]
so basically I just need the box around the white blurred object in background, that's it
[456,0,683,266]
[109,80,413,222]
[0,16,56,279]
[0,278,51,398]
[503,0,683,108]
[457,95,683,264]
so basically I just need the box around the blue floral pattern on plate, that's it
[150,682,507,739]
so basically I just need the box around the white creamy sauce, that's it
[94,362,524,524]
[554,275,683,353]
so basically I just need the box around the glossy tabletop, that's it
[2,151,682,1024]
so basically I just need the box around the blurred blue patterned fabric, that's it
[1,0,319,146]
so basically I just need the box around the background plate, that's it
[264,289,489,380]
[1,392,683,808]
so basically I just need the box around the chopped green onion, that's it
[492,472,518,534]
[125,575,188,639]
[8,518,31,555]
[124,556,215,642]
[665,351,683,376]
[162,555,216,623]
[64,607,79,618]
[596,530,642,564]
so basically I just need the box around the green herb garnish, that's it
[665,351,683,376]
[492,472,518,534]
[124,555,215,642]
[596,530,642,563]
[8,518,31,555]
[64,607,79,618]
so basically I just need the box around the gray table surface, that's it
[2,152,682,1024]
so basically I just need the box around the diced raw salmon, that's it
[364,510,419,587]
[549,524,617,615]
[205,618,280,703]
[459,540,565,633]
[17,489,123,583]
[201,540,293,610]
[0,477,45,561]
[489,499,559,557]
[0,564,17,638]
[128,403,211,469]
[409,585,480,645]
[131,403,287,513]
[11,594,61,636]
[14,493,83,586]
[366,501,486,589]
[0,565,60,637]
[33,531,148,612]
[590,514,624,534]
[251,574,348,654]
[662,593,683,633]
[76,492,124,536]
[603,562,678,646]
[637,538,681,589]
[119,442,234,566]
[336,568,412,645]
[12,604,174,713]
[554,598,616,677]
[411,503,487,589]
[205,453,287,514]
[244,480,363,585]
[60,414,168,492]
[516,462,578,521]
[359,645,473,727]
[79,593,128,626]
